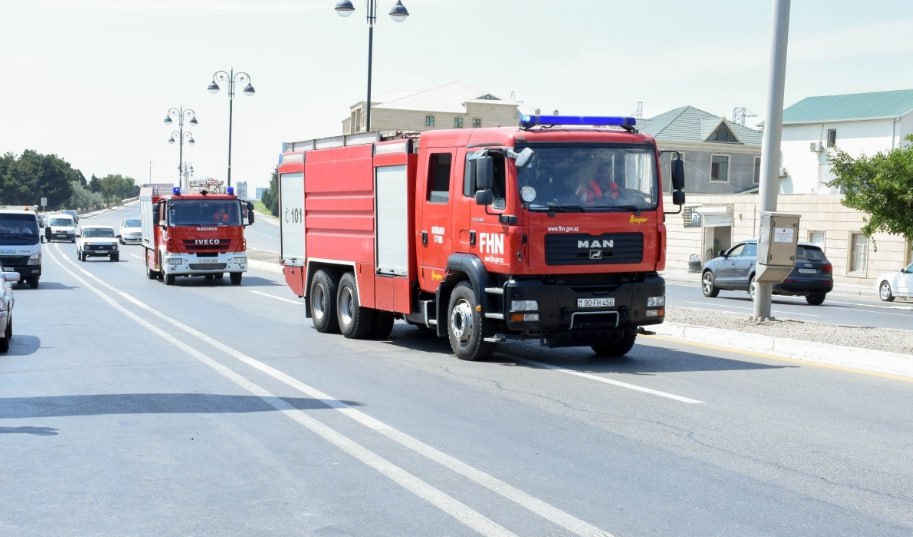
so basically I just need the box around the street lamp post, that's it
[163,107,198,190]
[335,0,409,133]
[208,68,255,189]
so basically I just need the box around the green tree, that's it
[94,174,138,208]
[827,135,913,240]
[261,166,279,217]
[68,182,105,212]
[0,150,76,209]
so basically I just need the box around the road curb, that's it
[651,322,913,379]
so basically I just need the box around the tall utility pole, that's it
[754,0,791,320]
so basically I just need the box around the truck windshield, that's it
[0,214,40,245]
[516,144,658,211]
[168,200,241,226]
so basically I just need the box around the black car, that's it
[701,240,833,305]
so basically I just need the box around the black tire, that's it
[591,327,637,357]
[27,276,39,289]
[110,254,119,262]
[879,281,895,302]
[80,252,86,262]
[229,272,242,285]
[806,294,826,306]
[0,317,11,352]
[164,274,175,286]
[748,274,757,300]
[447,282,494,361]
[701,270,719,297]
[145,257,157,280]
[370,311,395,339]
[337,272,375,339]
[310,269,339,333]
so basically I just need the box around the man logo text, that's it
[578,239,613,249]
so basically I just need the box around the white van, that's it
[45,213,77,243]
[0,209,41,288]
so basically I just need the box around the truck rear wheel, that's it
[447,282,494,361]
[310,269,340,333]
[591,327,637,357]
[337,272,374,339]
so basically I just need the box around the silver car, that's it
[117,218,142,245]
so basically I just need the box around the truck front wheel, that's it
[310,269,340,334]
[337,272,374,339]
[591,327,637,357]
[447,282,494,361]
[229,272,242,285]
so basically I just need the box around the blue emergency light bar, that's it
[172,187,181,195]
[227,186,234,195]
[519,114,637,130]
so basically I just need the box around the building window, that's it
[453,117,463,128]
[471,118,481,128]
[808,231,825,249]
[425,115,435,127]
[826,128,837,148]
[426,153,451,203]
[710,155,730,182]
[849,233,867,273]
[753,156,761,183]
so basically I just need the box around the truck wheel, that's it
[337,272,374,339]
[165,274,175,286]
[371,311,395,339]
[591,327,637,357]
[447,282,494,361]
[27,276,39,289]
[230,272,242,285]
[310,269,340,333]
[701,270,719,298]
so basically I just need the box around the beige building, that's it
[341,82,523,135]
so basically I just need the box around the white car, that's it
[117,217,142,244]
[0,262,18,352]
[876,261,913,301]
[76,225,119,262]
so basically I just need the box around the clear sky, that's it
[2,0,912,194]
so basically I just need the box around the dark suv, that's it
[701,240,833,305]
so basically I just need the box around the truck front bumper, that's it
[162,253,247,276]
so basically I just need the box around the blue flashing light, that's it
[519,114,637,129]
[227,186,235,196]
[172,187,181,195]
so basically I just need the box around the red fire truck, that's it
[140,183,255,286]
[278,115,684,360]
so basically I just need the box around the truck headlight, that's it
[510,299,538,312]
[167,258,182,266]
[646,296,665,307]
[28,253,41,265]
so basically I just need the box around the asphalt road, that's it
[2,206,912,537]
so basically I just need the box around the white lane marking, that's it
[249,289,302,305]
[48,247,522,537]
[49,247,616,537]
[515,358,703,405]
[679,300,818,318]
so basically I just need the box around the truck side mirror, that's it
[475,190,493,206]
[475,156,493,190]
[671,190,685,206]
[246,201,255,225]
[671,158,684,191]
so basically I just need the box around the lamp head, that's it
[164,115,173,125]
[334,0,354,17]
[207,81,220,94]
[389,0,409,22]
[243,83,255,96]
[189,116,199,126]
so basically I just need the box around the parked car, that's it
[701,239,834,305]
[0,262,18,352]
[117,218,142,245]
[76,225,119,262]
[45,213,77,243]
[875,261,913,301]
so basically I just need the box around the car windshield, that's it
[168,200,241,226]
[517,143,658,211]
[796,246,827,261]
[49,217,73,226]
[123,219,141,228]
[84,228,114,238]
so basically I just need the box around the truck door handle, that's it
[469,230,476,246]
[422,231,428,246]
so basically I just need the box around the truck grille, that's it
[182,239,233,253]
[0,255,29,266]
[545,233,643,266]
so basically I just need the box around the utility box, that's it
[755,211,800,283]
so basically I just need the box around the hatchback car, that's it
[0,262,18,352]
[76,225,119,262]
[117,218,142,245]
[701,240,833,305]
[875,261,913,301]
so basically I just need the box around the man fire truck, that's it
[140,183,254,286]
[278,115,684,360]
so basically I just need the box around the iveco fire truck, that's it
[278,115,684,360]
[140,183,254,286]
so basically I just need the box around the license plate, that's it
[198,258,219,264]
[798,268,816,274]
[578,297,614,308]
[2,267,12,272]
